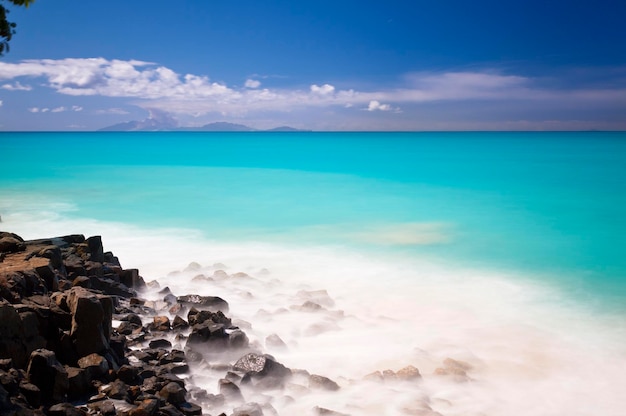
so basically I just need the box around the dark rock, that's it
[66,287,111,357]
[0,300,29,368]
[72,276,91,288]
[117,365,141,385]
[77,353,110,379]
[119,269,146,290]
[177,295,229,313]
[177,401,203,416]
[66,366,93,400]
[233,353,292,380]
[87,399,116,415]
[157,404,185,416]
[117,320,141,335]
[218,379,244,402]
[86,236,104,263]
[48,402,87,416]
[159,382,186,405]
[0,235,26,253]
[149,339,172,349]
[228,329,249,349]
[18,381,41,408]
[158,350,186,365]
[132,398,159,416]
[101,379,129,400]
[149,316,171,332]
[26,349,68,404]
[186,322,227,345]
[309,374,340,391]
[171,315,189,330]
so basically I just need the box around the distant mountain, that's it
[187,122,257,132]
[99,109,178,131]
[100,117,306,132]
[266,126,304,132]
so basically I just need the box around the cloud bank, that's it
[1,58,625,129]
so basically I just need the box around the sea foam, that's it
[3,203,626,415]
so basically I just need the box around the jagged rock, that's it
[101,379,129,400]
[48,402,86,416]
[233,353,291,390]
[396,365,421,381]
[149,316,171,332]
[77,353,109,379]
[308,374,340,391]
[172,315,189,330]
[66,366,92,400]
[18,380,41,408]
[26,349,68,404]
[149,339,172,349]
[157,404,185,416]
[66,287,112,357]
[187,309,231,326]
[86,399,116,416]
[159,382,186,405]
[218,379,244,402]
[177,295,229,313]
[0,300,29,368]
[132,398,159,415]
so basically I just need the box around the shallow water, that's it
[1,131,626,415]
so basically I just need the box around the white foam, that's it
[3,203,626,415]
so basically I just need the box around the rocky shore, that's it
[0,232,365,416]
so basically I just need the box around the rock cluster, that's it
[2,231,430,416]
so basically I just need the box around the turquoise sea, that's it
[1,131,626,415]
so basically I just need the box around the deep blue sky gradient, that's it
[1,0,625,130]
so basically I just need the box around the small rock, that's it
[309,374,340,391]
[159,381,186,405]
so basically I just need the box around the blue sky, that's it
[0,0,625,130]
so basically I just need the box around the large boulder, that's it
[65,287,112,357]
[26,349,68,404]
[177,295,229,313]
[233,353,291,389]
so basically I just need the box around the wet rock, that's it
[101,379,129,400]
[150,316,171,332]
[159,381,186,405]
[26,349,68,404]
[172,315,189,330]
[177,401,203,416]
[86,399,116,416]
[177,295,229,313]
[117,364,141,385]
[149,338,172,349]
[308,374,340,391]
[218,379,244,402]
[233,353,291,389]
[18,380,41,408]
[77,353,110,379]
[48,402,86,416]
[396,365,421,381]
[0,300,29,368]
[66,366,92,400]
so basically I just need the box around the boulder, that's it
[0,300,28,368]
[26,349,68,404]
[77,353,110,379]
[65,287,111,357]
[177,295,229,313]
[218,378,244,402]
[48,402,86,416]
[309,374,340,391]
[232,402,264,416]
[159,381,186,405]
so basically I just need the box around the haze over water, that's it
[2,131,626,415]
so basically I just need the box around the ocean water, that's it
[1,131,626,415]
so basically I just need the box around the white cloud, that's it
[1,81,32,91]
[51,106,66,113]
[245,79,261,89]
[367,100,392,111]
[94,108,130,115]
[72,105,83,112]
[0,100,3,107]
[2,58,625,129]
[310,83,335,95]
[28,107,40,113]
